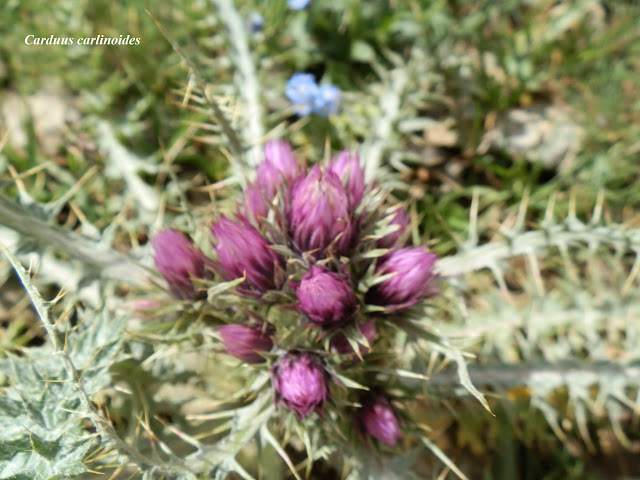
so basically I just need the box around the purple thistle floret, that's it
[366,247,438,311]
[287,165,352,256]
[243,182,269,221]
[244,140,303,221]
[328,149,365,209]
[285,73,319,117]
[218,324,273,363]
[296,266,358,325]
[357,395,402,446]
[151,229,208,300]
[211,216,283,292]
[377,207,411,248]
[272,352,330,419]
[257,140,302,196]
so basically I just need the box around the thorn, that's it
[45,164,99,218]
[489,262,512,301]
[568,190,577,222]
[611,415,632,449]
[592,189,605,225]
[182,73,195,106]
[543,192,556,226]
[526,250,545,297]
[468,189,479,246]
[69,201,100,239]
[106,465,125,480]
[516,187,530,232]
[621,254,640,296]
[7,163,35,206]
[436,466,451,480]
[154,414,202,449]
[575,403,596,453]
[557,243,579,283]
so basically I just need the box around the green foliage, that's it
[0,307,125,479]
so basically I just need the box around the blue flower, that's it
[313,84,341,117]
[288,0,311,9]
[285,73,320,117]
[246,12,264,34]
[285,73,341,118]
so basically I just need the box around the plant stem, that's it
[0,194,153,287]
[212,0,264,171]
[437,220,640,277]
[361,69,408,181]
[429,362,640,391]
[0,240,195,480]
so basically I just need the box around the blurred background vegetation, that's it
[1,0,639,478]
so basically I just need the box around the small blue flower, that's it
[246,12,264,34]
[313,84,341,117]
[286,73,320,117]
[288,0,311,10]
[286,73,342,118]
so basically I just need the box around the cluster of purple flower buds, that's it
[151,139,439,446]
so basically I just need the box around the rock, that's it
[478,103,584,172]
[1,87,79,156]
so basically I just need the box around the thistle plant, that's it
[149,140,461,459]
[2,1,639,479]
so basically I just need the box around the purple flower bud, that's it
[377,208,411,248]
[331,319,377,355]
[328,149,365,208]
[211,216,283,292]
[296,266,358,325]
[257,140,302,196]
[287,165,352,256]
[151,229,208,299]
[272,352,330,419]
[357,395,402,446]
[243,140,303,222]
[242,182,269,221]
[366,247,438,311]
[218,324,273,363]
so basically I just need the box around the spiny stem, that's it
[361,69,408,181]
[0,240,196,480]
[428,362,640,391]
[212,0,264,170]
[0,194,153,287]
[437,220,640,278]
